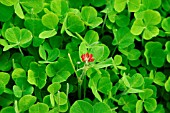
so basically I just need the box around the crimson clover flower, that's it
[81,53,94,63]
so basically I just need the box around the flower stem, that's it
[68,53,83,99]
[68,53,78,78]
[78,79,82,99]
[75,32,87,44]
[101,13,108,35]
[14,100,19,113]
[18,46,24,56]
[57,91,60,112]
[83,75,87,98]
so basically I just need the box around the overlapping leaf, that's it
[28,62,47,89]
[0,72,10,94]
[144,42,166,67]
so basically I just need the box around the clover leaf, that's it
[61,13,85,34]
[97,77,112,94]
[18,95,37,112]
[70,100,93,113]
[70,100,112,113]
[162,0,170,12]
[39,12,59,39]
[12,68,34,97]
[131,10,161,40]
[114,0,141,12]
[165,77,170,92]
[90,44,110,62]
[112,27,135,49]
[144,42,166,67]
[144,98,157,112]
[81,6,103,28]
[4,27,32,52]
[29,103,49,113]
[165,41,170,63]
[46,57,74,83]
[88,73,102,102]
[0,0,17,6]
[93,102,112,113]
[84,30,99,45]
[14,2,24,19]
[0,51,12,71]
[38,44,60,63]
[20,0,44,14]
[69,0,83,8]
[91,0,107,7]
[0,72,10,94]
[21,56,35,71]
[130,73,144,88]
[0,3,13,22]
[153,72,166,86]
[50,0,69,18]
[28,62,47,89]
[42,12,59,30]
[47,82,61,94]
[55,92,67,105]
[24,18,45,37]
[116,14,130,27]
[120,48,141,61]
[118,94,137,112]
[1,107,15,113]
[162,17,170,34]
[142,0,161,9]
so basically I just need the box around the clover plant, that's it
[0,0,170,113]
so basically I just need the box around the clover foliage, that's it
[0,0,170,113]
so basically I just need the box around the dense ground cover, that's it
[0,0,170,113]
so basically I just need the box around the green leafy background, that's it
[0,0,170,113]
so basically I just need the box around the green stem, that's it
[83,75,87,98]
[68,53,78,78]
[66,83,69,97]
[111,45,118,57]
[101,13,108,35]
[78,78,82,99]
[80,65,88,99]
[18,46,24,56]
[128,11,131,19]
[110,97,119,103]
[14,100,20,113]
[57,91,60,112]
[75,32,87,43]
[68,53,82,99]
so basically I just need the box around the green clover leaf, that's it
[18,95,37,112]
[144,42,166,67]
[114,0,141,12]
[0,72,10,94]
[162,17,170,34]
[142,0,161,9]
[112,27,135,49]
[131,10,161,40]
[29,103,49,113]
[4,27,32,51]
[28,62,47,89]
[70,100,93,113]
[20,0,44,14]
[50,0,69,17]
[0,4,13,22]
[81,6,103,28]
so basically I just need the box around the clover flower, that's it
[81,53,94,63]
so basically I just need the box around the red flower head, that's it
[81,53,94,63]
